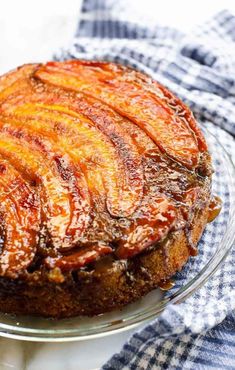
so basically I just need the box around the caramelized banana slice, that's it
[1,86,142,217]
[45,244,113,271]
[0,158,39,277]
[73,61,207,152]
[0,130,89,249]
[50,92,143,212]
[35,61,200,168]
[0,121,90,246]
[121,65,207,151]
[116,197,176,259]
[0,64,38,100]
[0,110,105,202]
[2,103,124,217]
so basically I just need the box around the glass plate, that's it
[0,127,234,342]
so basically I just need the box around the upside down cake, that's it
[0,61,213,318]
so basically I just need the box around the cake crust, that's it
[0,204,209,318]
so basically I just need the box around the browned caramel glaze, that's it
[208,195,222,222]
[0,61,215,279]
[159,279,175,291]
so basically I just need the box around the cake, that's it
[0,61,212,318]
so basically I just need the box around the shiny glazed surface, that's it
[0,61,211,279]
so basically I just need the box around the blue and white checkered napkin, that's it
[56,2,235,368]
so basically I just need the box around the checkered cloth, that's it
[55,2,235,368]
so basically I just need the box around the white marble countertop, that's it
[0,0,235,369]
[0,328,142,370]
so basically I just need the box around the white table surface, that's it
[0,0,235,369]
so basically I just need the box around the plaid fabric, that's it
[55,2,235,368]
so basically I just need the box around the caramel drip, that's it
[159,279,175,291]
[185,226,198,257]
[208,195,222,223]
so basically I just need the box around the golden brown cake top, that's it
[0,61,211,278]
